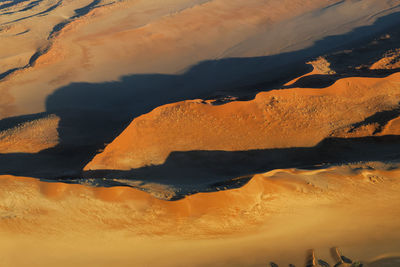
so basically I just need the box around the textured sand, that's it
[85,72,400,170]
[1,165,400,266]
[1,0,400,266]
[2,0,400,118]
[0,114,59,153]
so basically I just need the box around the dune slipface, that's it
[1,0,400,266]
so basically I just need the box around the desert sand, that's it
[1,0,400,266]
[1,165,400,266]
[84,73,400,171]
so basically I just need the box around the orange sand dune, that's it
[85,73,400,171]
[370,48,400,70]
[2,1,400,266]
[0,114,59,153]
[1,165,400,266]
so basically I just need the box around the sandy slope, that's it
[371,48,400,69]
[2,0,400,118]
[85,72,400,171]
[1,165,400,266]
[1,1,400,266]
[0,114,59,153]
[0,0,101,74]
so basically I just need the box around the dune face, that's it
[1,165,400,266]
[2,0,400,266]
[85,73,400,171]
[0,114,59,153]
[370,48,400,70]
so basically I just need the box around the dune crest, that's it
[85,73,400,171]
[2,164,400,232]
[1,164,400,266]
[1,1,400,266]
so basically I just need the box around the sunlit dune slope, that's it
[85,73,400,171]
[1,164,400,266]
[2,165,400,234]
[1,1,400,266]
[0,114,59,153]
[1,0,400,262]
[370,48,400,70]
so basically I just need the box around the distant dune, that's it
[2,0,400,119]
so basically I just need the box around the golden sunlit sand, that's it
[85,73,400,170]
[1,0,400,266]
[1,165,400,266]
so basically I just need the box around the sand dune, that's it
[2,0,400,266]
[2,0,400,119]
[85,72,400,171]
[1,165,400,266]
[1,0,399,184]
[370,48,400,70]
[0,114,59,153]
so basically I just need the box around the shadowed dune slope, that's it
[1,1,400,265]
[2,0,400,120]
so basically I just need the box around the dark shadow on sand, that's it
[82,135,400,197]
[1,12,400,195]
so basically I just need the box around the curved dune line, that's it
[85,72,400,171]
[0,173,274,216]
